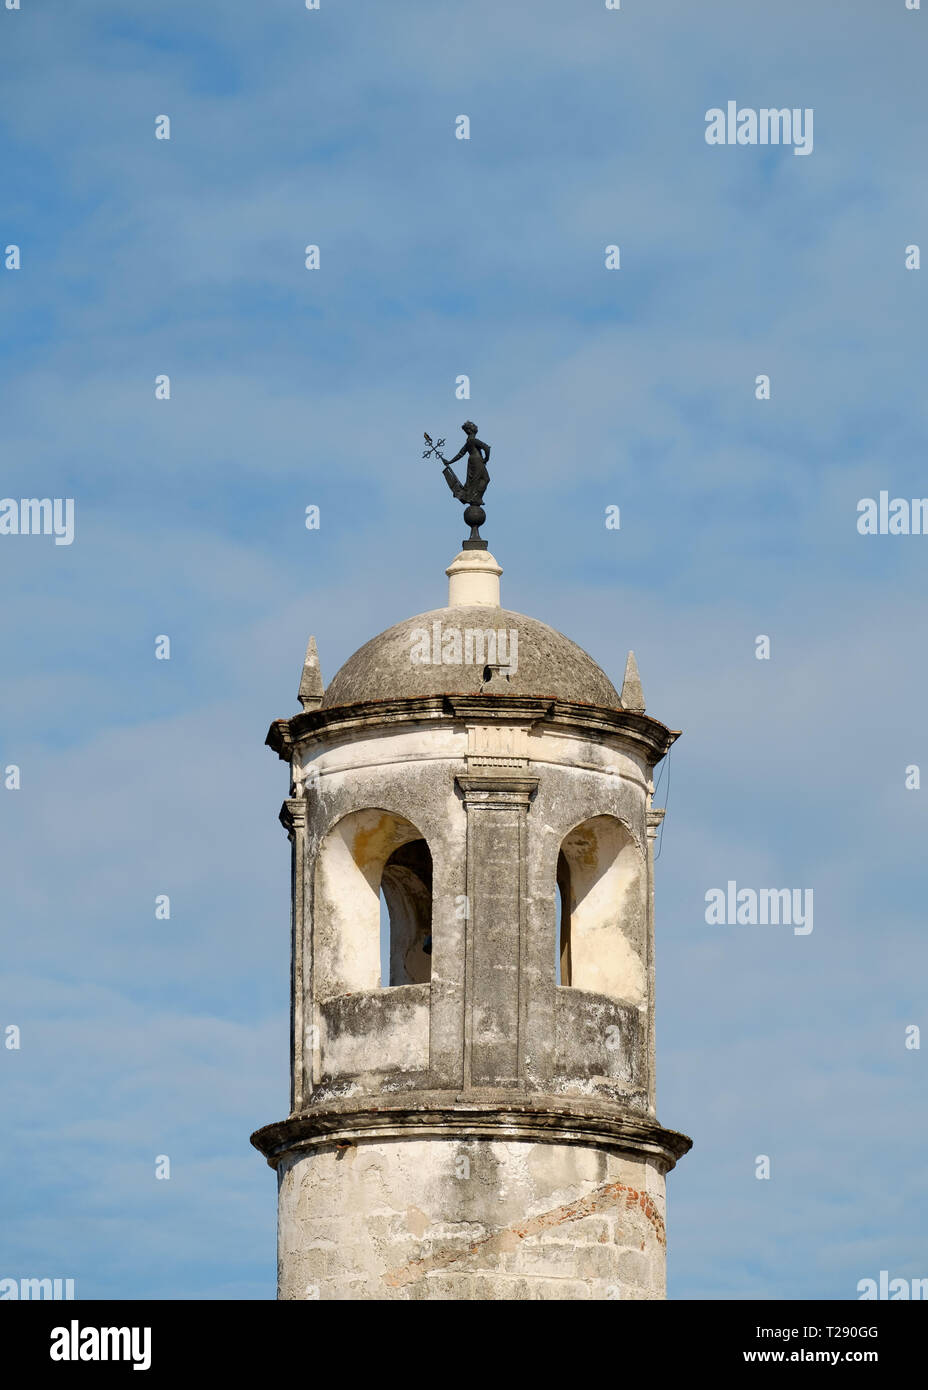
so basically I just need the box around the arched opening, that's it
[556,815,646,1003]
[314,809,432,998]
[556,850,571,986]
[379,838,433,986]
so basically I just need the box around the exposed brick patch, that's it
[382,1180,664,1288]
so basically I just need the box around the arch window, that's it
[314,809,433,997]
[555,815,646,1003]
[379,838,433,986]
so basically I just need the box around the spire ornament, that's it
[423,421,491,550]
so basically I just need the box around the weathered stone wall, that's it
[277,1138,668,1300]
[254,691,690,1301]
[297,713,654,1109]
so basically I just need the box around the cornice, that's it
[267,695,679,765]
[251,1093,692,1172]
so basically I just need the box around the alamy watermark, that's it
[0,497,74,545]
[857,1271,928,1300]
[705,102,814,156]
[50,1321,151,1370]
[705,881,813,935]
[409,621,518,675]
[0,1276,75,1299]
[857,493,928,535]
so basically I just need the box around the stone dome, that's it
[321,605,621,709]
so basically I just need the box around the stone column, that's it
[645,803,666,1118]
[280,795,308,1113]
[456,773,538,1089]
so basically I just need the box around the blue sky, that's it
[1,0,926,1299]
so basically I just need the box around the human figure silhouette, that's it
[440,421,490,505]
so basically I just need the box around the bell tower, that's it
[252,547,691,1300]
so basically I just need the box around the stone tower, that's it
[251,548,691,1300]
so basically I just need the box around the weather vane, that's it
[422,421,491,551]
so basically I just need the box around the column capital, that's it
[279,796,308,836]
[456,774,538,809]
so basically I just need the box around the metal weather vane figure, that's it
[422,421,491,550]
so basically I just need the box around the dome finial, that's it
[422,422,491,550]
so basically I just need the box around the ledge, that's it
[251,1092,692,1172]
[267,695,679,766]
